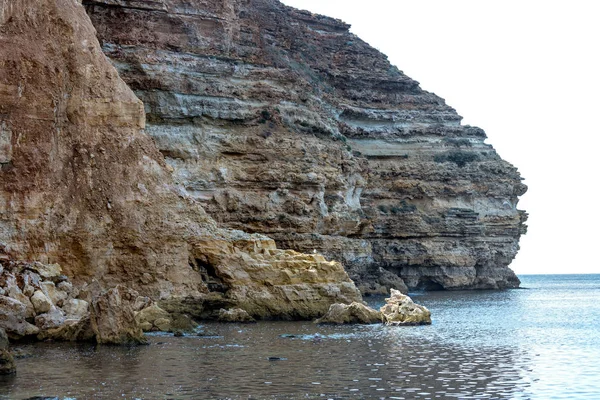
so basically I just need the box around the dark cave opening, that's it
[190,257,228,293]
[416,278,444,291]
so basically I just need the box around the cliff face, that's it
[84,0,527,292]
[0,0,361,320]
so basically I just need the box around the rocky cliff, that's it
[84,0,527,292]
[0,0,362,323]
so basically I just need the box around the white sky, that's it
[281,0,600,275]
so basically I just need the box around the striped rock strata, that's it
[0,0,362,323]
[85,0,527,292]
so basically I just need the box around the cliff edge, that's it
[84,0,527,292]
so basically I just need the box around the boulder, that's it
[217,308,255,323]
[62,299,89,319]
[34,306,66,330]
[154,318,171,332]
[133,296,152,312]
[170,314,198,332]
[57,281,74,296]
[31,290,53,314]
[7,289,36,319]
[37,317,94,342]
[90,286,147,345]
[0,328,16,375]
[0,295,39,338]
[380,289,431,326]
[135,303,171,332]
[315,302,383,324]
[40,282,68,307]
[26,262,62,281]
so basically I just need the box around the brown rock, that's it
[315,302,383,325]
[135,303,171,331]
[85,0,526,293]
[37,317,94,343]
[380,289,431,326]
[90,286,147,345]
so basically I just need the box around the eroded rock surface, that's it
[85,0,527,293]
[90,285,147,345]
[0,0,363,322]
[380,289,431,326]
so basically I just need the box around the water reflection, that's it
[1,275,599,399]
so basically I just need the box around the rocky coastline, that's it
[84,0,527,293]
[0,0,525,370]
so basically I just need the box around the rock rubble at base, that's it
[0,261,183,344]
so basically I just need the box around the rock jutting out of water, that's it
[314,289,430,325]
[381,289,432,326]
[84,0,527,294]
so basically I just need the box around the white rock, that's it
[0,295,40,337]
[40,281,68,307]
[35,306,65,330]
[31,290,53,314]
[57,281,73,295]
[62,299,89,319]
[22,284,35,298]
[28,262,62,280]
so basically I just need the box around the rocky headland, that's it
[0,0,525,349]
[84,0,527,293]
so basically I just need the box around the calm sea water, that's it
[1,274,599,399]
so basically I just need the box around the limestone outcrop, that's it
[84,0,527,293]
[0,0,362,324]
[380,289,431,326]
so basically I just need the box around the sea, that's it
[1,274,599,399]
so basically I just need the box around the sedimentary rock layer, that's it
[0,0,361,320]
[85,0,527,291]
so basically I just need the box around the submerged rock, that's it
[90,286,147,345]
[380,289,431,326]
[315,302,382,325]
[217,308,256,323]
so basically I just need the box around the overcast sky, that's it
[281,0,600,275]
